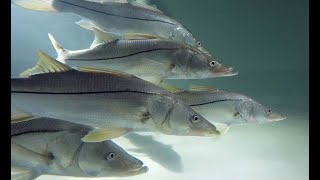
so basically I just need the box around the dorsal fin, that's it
[189,85,224,93]
[129,1,163,13]
[77,66,134,78]
[19,50,72,78]
[122,33,163,40]
[159,83,184,93]
[76,20,119,48]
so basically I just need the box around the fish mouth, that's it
[270,113,286,121]
[210,67,239,77]
[124,166,149,176]
[189,127,222,136]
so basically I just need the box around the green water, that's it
[11,0,309,180]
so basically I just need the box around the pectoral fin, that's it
[11,166,37,180]
[141,76,166,85]
[214,123,230,135]
[11,112,35,124]
[189,85,224,93]
[122,33,162,40]
[159,83,184,93]
[82,128,130,142]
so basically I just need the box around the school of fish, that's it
[11,0,286,179]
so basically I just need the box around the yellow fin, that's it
[11,112,34,124]
[122,33,163,40]
[77,66,134,78]
[85,0,128,3]
[19,50,72,78]
[12,0,58,12]
[159,83,184,93]
[75,20,119,48]
[189,85,224,93]
[82,128,129,142]
[129,1,163,13]
[141,76,165,85]
[214,123,230,135]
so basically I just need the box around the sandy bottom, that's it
[37,108,309,180]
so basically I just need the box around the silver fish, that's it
[47,27,237,84]
[11,117,148,180]
[12,0,211,54]
[11,50,220,142]
[168,85,286,126]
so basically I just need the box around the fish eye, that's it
[106,152,116,160]
[197,42,201,46]
[192,115,199,123]
[209,61,216,67]
[266,109,272,114]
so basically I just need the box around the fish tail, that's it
[48,33,68,64]
[12,0,60,12]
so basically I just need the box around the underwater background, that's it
[11,0,309,180]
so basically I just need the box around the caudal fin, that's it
[12,0,59,12]
[48,33,68,64]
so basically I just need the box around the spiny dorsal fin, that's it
[129,0,163,13]
[122,33,163,40]
[159,83,184,93]
[76,20,119,48]
[189,85,224,93]
[77,66,134,78]
[19,50,72,78]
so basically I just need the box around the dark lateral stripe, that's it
[66,48,178,61]
[11,90,156,95]
[189,99,239,107]
[11,130,61,137]
[58,0,176,25]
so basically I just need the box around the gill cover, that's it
[147,95,177,132]
[78,143,104,176]
[235,100,255,123]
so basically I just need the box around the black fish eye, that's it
[197,42,201,46]
[209,61,216,67]
[106,152,116,160]
[267,109,272,113]
[192,116,199,123]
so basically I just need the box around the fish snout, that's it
[210,63,238,77]
[130,158,144,169]
[122,156,149,176]
[190,120,221,136]
[270,112,286,121]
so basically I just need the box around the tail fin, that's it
[12,0,58,12]
[48,33,67,64]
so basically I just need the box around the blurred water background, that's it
[11,0,309,180]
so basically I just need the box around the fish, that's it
[161,84,286,126]
[11,117,148,180]
[11,50,221,143]
[46,23,237,84]
[12,0,211,55]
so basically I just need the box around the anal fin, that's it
[82,128,130,142]
[11,112,35,124]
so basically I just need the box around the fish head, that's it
[148,95,220,136]
[236,100,286,123]
[78,141,148,177]
[178,48,238,79]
